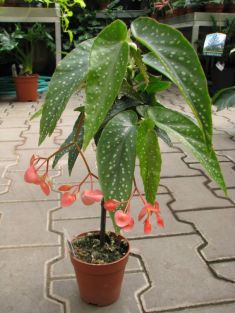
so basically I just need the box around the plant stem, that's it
[100,198,106,247]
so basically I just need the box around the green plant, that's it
[213,86,235,110]
[25,0,86,41]
[206,0,224,4]
[25,18,226,241]
[0,23,55,75]
[172,0,185,8]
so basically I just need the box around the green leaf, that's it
[30,106,43,121]
[39,39,93,145]
[84,20,129,149]
[155,127,173,147]
[52,114,84,174]
[131,17,212,147]
[143,53,173,80]
[137,119,162,205]
[212,87,235,111]
[97,111,138,201]
[148,105,227,194]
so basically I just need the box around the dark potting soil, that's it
[72,231,129,264]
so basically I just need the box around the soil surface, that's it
[72,231,129,264]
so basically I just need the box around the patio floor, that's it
[0,87,235,313]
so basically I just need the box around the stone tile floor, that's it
[0,87,235,313]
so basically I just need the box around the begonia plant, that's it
[25,17,226,244]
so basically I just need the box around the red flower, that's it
[81,189,103,205]
[104,199,120,212]
[24,165,40,185]
[122,216,134,232]
[138,201,164,234]
[114,210,132,228]
[61,192,77,207]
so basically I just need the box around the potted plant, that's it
[24,17,227,306]
[0,23,55,101]
[172,0,186,15]
[205,0,224,12]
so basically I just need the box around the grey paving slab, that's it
[213,134,235,150]
[0,201,59,246]
[132,235,235,312]
[211,262,235,282]
[0,141,23,161]
[207,162,235,188]
[52,273,146,313]
[0,127,27,141]
[216,188,235,203]
[0,160,16,185]
[162,176,231,211]
[0,117,28,128]
[220,150,235,162]
[178,208,235,261]
[0,247,61,313]
[169,302,235,313]
[17,132,59,150]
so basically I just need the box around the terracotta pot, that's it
[173,7,186,16]
[14,75,38,101]
[205,3,224,12]
[70,231,130,306]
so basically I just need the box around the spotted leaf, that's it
[84,20,129,149]
[212,87,235,111]
[97,111,138,202]
[131,17,212,147]
[52,114,84,174]
[39,39,93,145]
[148,104,227,194]
[137,119,162,205]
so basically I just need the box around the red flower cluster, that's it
[24,155,51,195]
[103,198,164,234]
[24,154,164,235]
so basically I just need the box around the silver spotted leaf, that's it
[137,119,162,205]
[52,114,84,174]
[39,39,93,144]
[148,105,227,194]
[97,110,138,202]
[84,20,129,149]
[131,17,212,148]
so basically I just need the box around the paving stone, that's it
[52,273,146,313]
[178,208,235,261]
[213,115,234,133]
[159,139,182,153]
[0,201,59,246]
[0,141,23,161]
[171,302,235,313]
[220,150,235,162]
[211,261,235,282]
[0,171,59,202]
[0,247,61,313]
[0,127,26,141]
[162,176,231,211]
[213,134,235,150]
[174,143,228,163]
[17,133,59,150]
[0,160,16,185]
[215,188,235,203]
[132,235,235,312]
[0,117,28,128]
[206,162,235,188]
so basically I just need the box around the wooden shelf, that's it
[0,6,61,64]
